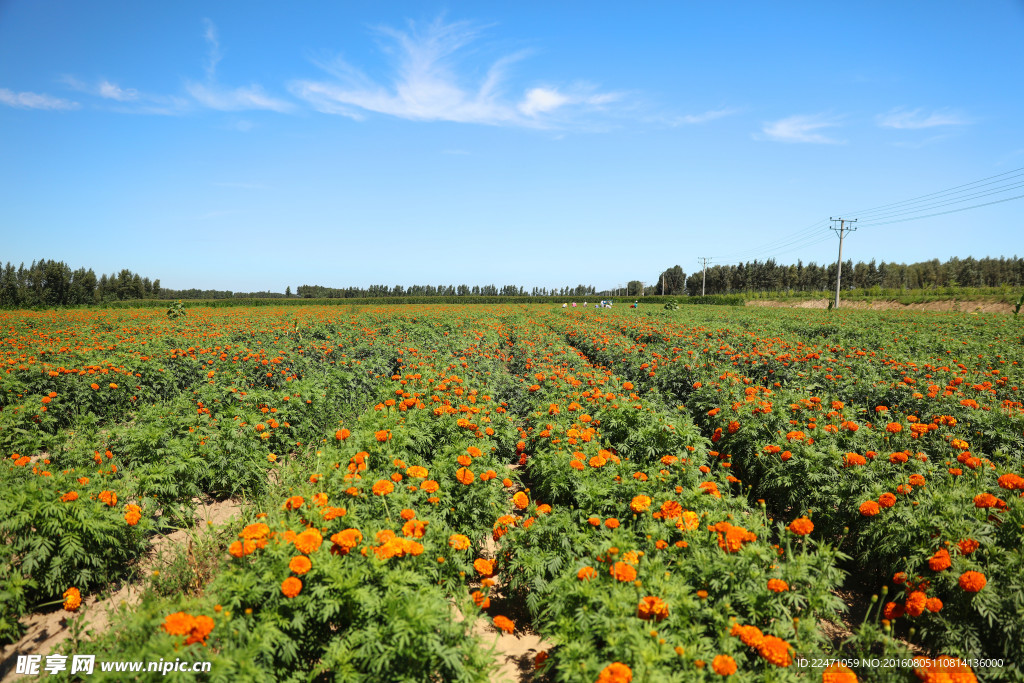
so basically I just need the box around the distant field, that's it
[2,304,1022,682]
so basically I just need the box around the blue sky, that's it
[2,1,1022,292]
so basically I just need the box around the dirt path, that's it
[0,499,241,683]
[745,298,1014,313]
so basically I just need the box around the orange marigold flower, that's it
[926,597,943,613]
[886,422,903,433]
[878,492,897,508]
[280,576,302,598]
[62,587,81,612]
[407,465,428,478]
[758,635,793,667]
[859,500,880,517]
[322,506,346,521]
[283,495,304,510]
[448,534,471,550]
[97,490,117,507]
[610,561,637,582]
[335,428,351,441]
[240,523,270,541]
[883,601,905,619]
[577,566,597,581]
[928,548,952,572]
[90,383,99,390]
[605,518,620,529]
[471,590,490,609]
[60,491,79,502]
[636,596,669,621]
[957,538,979,555]
[630,495,652,513]
[330,528,362,553]
[767,578,789,593]
[821,662,858,682]
[293,528,323,555]
[372,480,395,496]
[512,491,529,510]
[493,615,514,633]
[185,614,214,645]
[124,503,142,526]
[375,429,391,442]
[456,467,475,485]
[474,558,494,577]
[958,571,986,593]
[289,555,312,575]
[905,590,927,617]
[730,623,764,648]
[596,662,633,683]
[843,453,866,467]
[711,654,737,676]
[162,611,196,636]
[787,517,813,536]
[998,473,1024,490]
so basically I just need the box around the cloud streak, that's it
[876,107,968,129]
[289,18,620,128]
[761,114,843,144]
[0,88,79,110]
[184,19,293,113]
[671,107,739,126]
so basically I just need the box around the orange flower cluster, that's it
[912,657,977,682]
[787,517,813,536]
[162,611,215,645]
[711,521,756,553]
[230,522,272,557]
[330,528,363,554]
[958,571,986,593]
[369,530,424,560]
[636,596,668,621]
[596,662,632,683]
[493,615,514,634]
[124,503,142,526]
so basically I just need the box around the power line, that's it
[840,166,1024,217]
[857,192,1024,228]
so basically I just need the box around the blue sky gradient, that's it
[2,2,1022,292]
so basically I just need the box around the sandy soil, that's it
[745,298,1014,313]
[0,498,241,683]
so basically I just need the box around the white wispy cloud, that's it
[98,80,138,101]
[60,75,188,115]
[289,17,620,128]
[671,107,739,126]
[186,82,293,112]
[185,19,293,113]
[0,87,79,110]
[761,114,843,144]
[876,107,968,129]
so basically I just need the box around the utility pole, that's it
[697,257,712,296]
[830,217,857,309]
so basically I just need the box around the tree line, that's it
[654,256,1024,296]
[294,284,598,298]
[2,255,1021,308]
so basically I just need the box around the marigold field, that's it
[1,304,1022,682]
